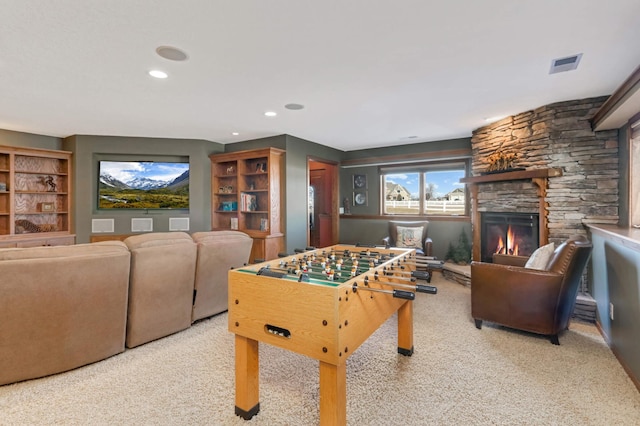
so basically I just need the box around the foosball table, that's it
[228,244,438,425]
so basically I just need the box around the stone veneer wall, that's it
[471,96,619,238]
[470,96,619,294]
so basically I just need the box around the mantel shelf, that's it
[460,168,563,184]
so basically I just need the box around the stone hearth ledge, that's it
[442,262,471,287]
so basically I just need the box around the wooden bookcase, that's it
[0,145,75,247]
[210,147,284,262]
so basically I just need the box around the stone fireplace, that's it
[462,96,621,320]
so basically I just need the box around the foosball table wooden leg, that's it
[319,361,346,426]
[235,335,260,420]
[397,300,414,356]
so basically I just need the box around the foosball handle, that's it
[412,270,431,282]
[257,267,286,278]
[392,290,416,300]
[416,284,438,294]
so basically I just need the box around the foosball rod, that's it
[296,252,435,272]
[299,255,389,268]
[316,248,391,259]
[364,275,437,295]
[352,282,415,300]
[278,257,371,272]
[262,265,353,283]
[392,259,445,268]
[382,266,432,282]
[279,257,379,273]
[371,270,416,283]
[255,266,348,285]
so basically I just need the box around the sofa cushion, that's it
[0,241,128,260]
[191,231,253,322]
[524,242,555,270]
[124,232,197,348]
[124,231,193,250]
[395,225,424,249]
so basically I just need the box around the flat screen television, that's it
[98,160,189,209]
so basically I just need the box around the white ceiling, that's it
[2,0,640,151]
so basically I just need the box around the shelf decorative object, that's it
[40,175,57,192]
[484,151,519,174]
[343,197,351,214]
[39,202,55,212]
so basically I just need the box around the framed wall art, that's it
[353,191,368,206]
[353,174,367,189]
[39,202,55,212]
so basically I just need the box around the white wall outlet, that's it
[609,302,615,321]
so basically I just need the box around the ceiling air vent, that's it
[549,53,583,74]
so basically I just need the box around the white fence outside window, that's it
[384,200,465,215]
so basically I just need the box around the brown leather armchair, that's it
[471,235,592,345]
[382,220,433,256]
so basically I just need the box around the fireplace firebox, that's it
[480,212,539,263]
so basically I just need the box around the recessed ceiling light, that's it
[284,103,304,110]
[149,70,168,79]
[264,111,277,117]
[156,46,188,62]
[231,132,239,136]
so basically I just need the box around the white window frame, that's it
[380,160,470,217]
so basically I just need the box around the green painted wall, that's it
[284,135,342,252]
[590,231,640,383]
[0,129,61,150]
[339,137,472,259]
[62,135,223,243]
[222,135,343,253]
[341,137,470,161]
[340,217,470,261]
[2,127,473,260]
[617,124,630,227]
[223,135,287,153]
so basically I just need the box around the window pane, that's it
[424,170,466,215]
[383,173,420,214]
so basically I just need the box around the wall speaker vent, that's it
[131,218,153,233]
[169,217,190,231]
[549,53,582,74]
[92,218,115,233]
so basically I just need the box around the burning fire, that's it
[495,225,519,256]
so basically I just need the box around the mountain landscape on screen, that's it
[98,161,189,209]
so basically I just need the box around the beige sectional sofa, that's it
[124,232,198,348]
[0,231,252,386]
[191,231,253,322]
[0,241,131,386]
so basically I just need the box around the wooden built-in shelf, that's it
[210,147,285,262]
[0,145,73,245]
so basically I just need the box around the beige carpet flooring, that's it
[1,274,639,425]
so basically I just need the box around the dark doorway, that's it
[308,159,339,248]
